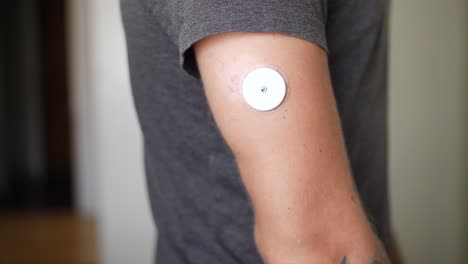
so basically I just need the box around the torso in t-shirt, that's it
[120,0,392,263]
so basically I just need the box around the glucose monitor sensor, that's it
[242,67,287,111]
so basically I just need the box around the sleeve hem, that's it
[179,13,328,79]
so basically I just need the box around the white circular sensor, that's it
[242,67,287,111]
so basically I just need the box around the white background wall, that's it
[389,0,467,263]
[69,0,154,263]
[70,0,467,263]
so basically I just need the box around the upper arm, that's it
[146,0,389,262]
[193,32,348,208]
[193,32,378,263]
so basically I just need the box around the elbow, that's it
[253,220,332,263]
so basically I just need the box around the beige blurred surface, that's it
[389,0,468,263]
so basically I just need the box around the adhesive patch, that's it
[242,67,287,111]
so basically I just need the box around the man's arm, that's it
[194,32,390,264]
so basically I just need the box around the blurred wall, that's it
[389,0,467,263]
[69,0,467,263]
[69,0,154,263]
[69,0,95,216]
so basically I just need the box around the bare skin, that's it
[194,32,391,264]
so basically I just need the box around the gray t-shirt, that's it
[120,0,392,263]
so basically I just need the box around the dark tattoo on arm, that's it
[341,256,385,264]
[340,243,391,264]
[341,256,348,264]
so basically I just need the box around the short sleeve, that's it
[150,0,329,79]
